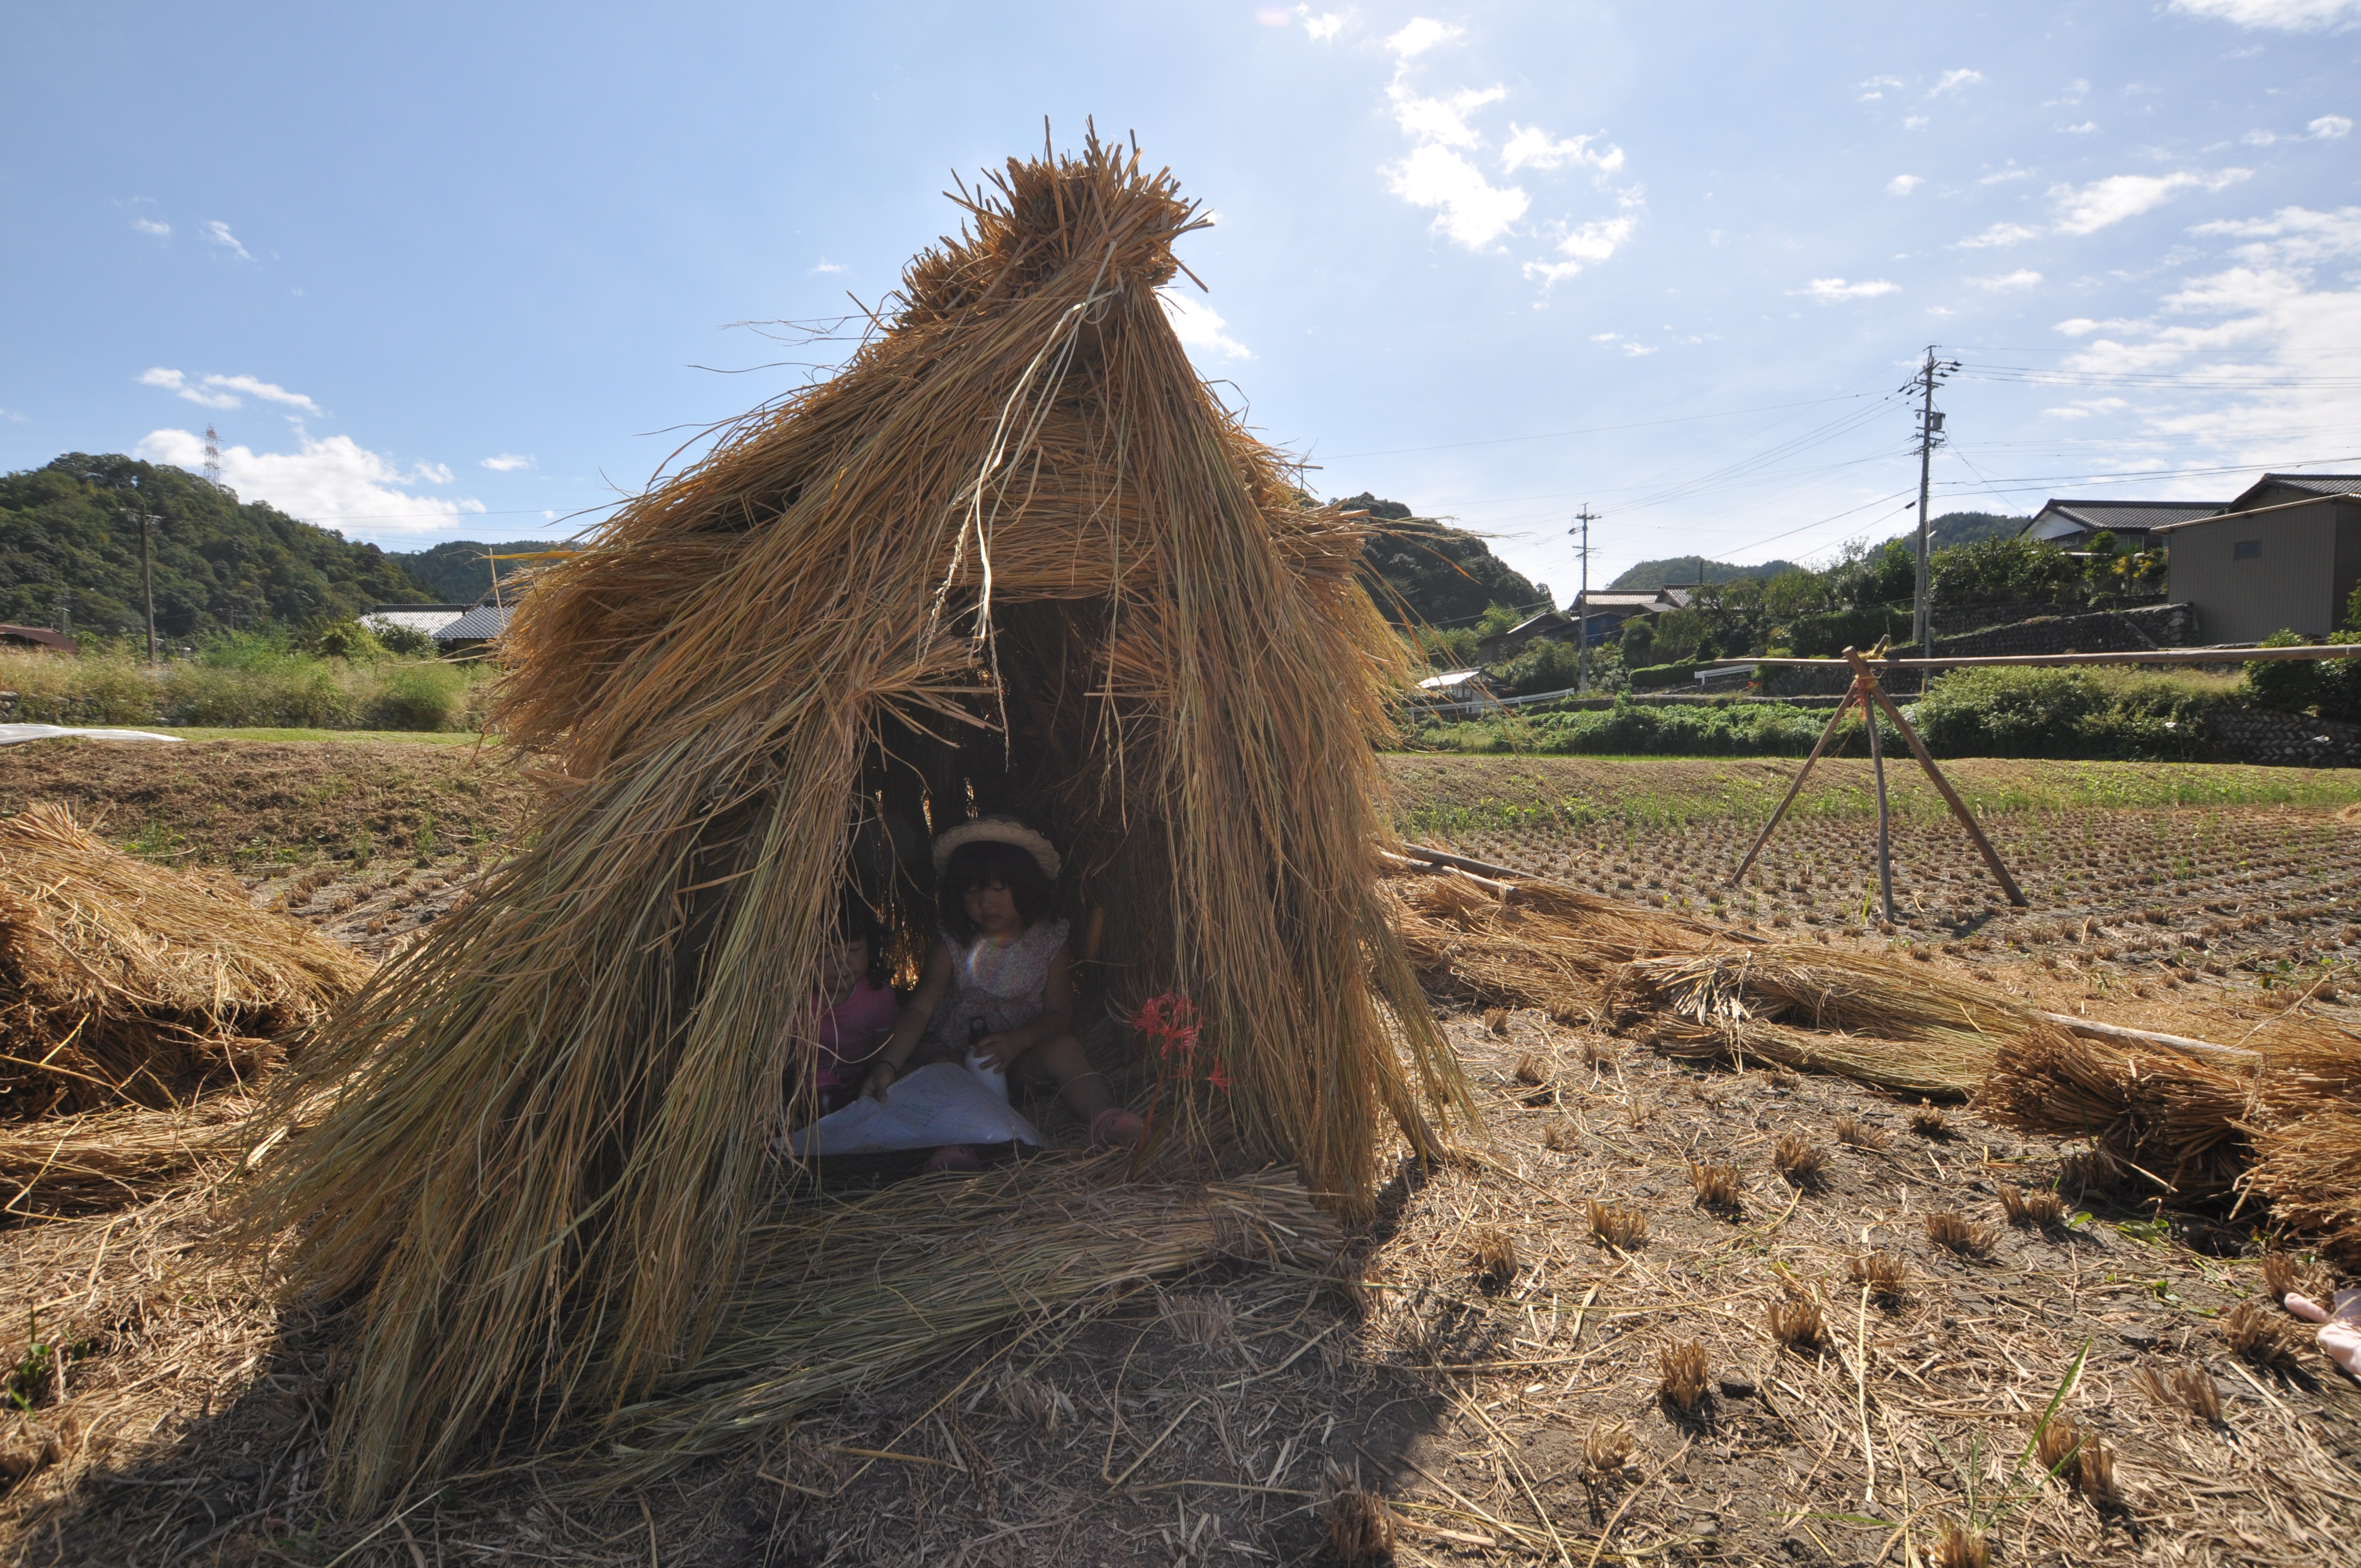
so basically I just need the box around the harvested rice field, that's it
[2,739,2358,1565]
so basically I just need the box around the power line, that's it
[1316,391,1883,460]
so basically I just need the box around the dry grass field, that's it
[1,739,2357,1566]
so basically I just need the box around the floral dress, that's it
[923,918,1070,1054]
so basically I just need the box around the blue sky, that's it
[4,0,2356,599]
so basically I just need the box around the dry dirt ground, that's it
[0,739,2356,1566]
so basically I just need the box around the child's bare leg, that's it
[1016,1033,1113,1122]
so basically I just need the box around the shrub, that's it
[2244,630,2319,715]
[160,655,356,727]
[365,661,474,731]
[303,616,388,661]
[0,647,163,724]
[1913,666,2227,760]
[1628,661,1702,692]
[370,621,438,658]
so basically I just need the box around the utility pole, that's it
[52,590,70,641]
[122,507,165,664]
[1907,346,1960,651]
[1570,505,1600,694]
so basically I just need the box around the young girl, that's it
[862,816,1144,1169]
[803,894,900,1117]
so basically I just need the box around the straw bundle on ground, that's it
[0,1096,255,1219]
[584,1162,1335,1488]
[1382,869,1730,1020]
[2245,1018,2361,1261]
[1974,1021,2259,1197]
[1386,869,2025,1095]
[234,132,1471,1509]
[1,803,369,1115]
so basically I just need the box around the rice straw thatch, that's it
[232,132,1472,1507]
[1,803,370,1115]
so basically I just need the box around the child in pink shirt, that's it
[806,897,900,1115]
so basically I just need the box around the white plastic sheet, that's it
[0,724,182,746]
[787,1061,1042,1157]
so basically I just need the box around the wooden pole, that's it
[1729,677,1866,886]
[1863,662,1896,925]
[1841,647,2030,907]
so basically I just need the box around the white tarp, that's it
[787,1061,1042,1157]
[0,724,182,747]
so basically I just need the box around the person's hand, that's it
[863,1060,899,1102]
[967,1031,1025,1070]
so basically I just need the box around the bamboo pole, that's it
[1864,664,1896,925]
[1840,649,2028,907]
[1728,676,1866,887]
[1720,643,2361,671]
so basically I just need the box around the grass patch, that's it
[1382,754,2361,837]
[143,728,500,745]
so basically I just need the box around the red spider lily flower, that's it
[1207,1056,1233,1095]
[1130,992,1202,1060]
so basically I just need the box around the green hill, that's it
[1608,556,1806,590]
[1,455,435,641]
[385,538,565,603]
[1608,513,2025,592]
[1346,494,1550,628]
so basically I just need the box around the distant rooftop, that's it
[2227,472,2361,509]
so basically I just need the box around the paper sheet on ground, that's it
[0,723,182,747]
[788,1061,1043,1156]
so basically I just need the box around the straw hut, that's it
[239,132,1474,1504]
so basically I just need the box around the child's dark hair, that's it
[937,839,1056,945]
[837,890,892,989]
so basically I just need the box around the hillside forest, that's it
[1,456,434,641]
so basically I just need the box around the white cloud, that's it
[1930,68,1983,96]
[2171,0,2361,29]
[2050,78,2091,104]
[1799,277,1901,302]
[1619,342,1657,356]
[1590,331,1621,342]
[131,217,171,237]
[1557,212,1636,262]
[203,374,323,415]
[1299,7,1342,41]
[2052,204,2361,455]
[2253,114,2355,144]
[1389,144,1530,247]
[1391,83,1505,149]
[1501,124,1624,174]
[2051,167,2252,234]
[1887,174,1923,195]
[1858,74,1903,101]
[2044,397,2130,419]
[1158,289,1253,360]
[809,259,844,274]
[1971,269,2044,289]
[411,461,455,484]
[0,408,25,422]
[202,220,251,260]
[137,368,239,410]
[134,426,487,538]
[1956,222,2041,248]
[2058,121,2100,134]
[1384,16,1460,56]
[1978,167,2034,185]
[1903,116,1930,130]
[480,453,535,472]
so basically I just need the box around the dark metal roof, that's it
[0,624,77,653]
[433,604,513,641]
[2227,472,2361,510]
[2025,499,2227,536]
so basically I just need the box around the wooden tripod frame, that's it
[1730,643,2027,922]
